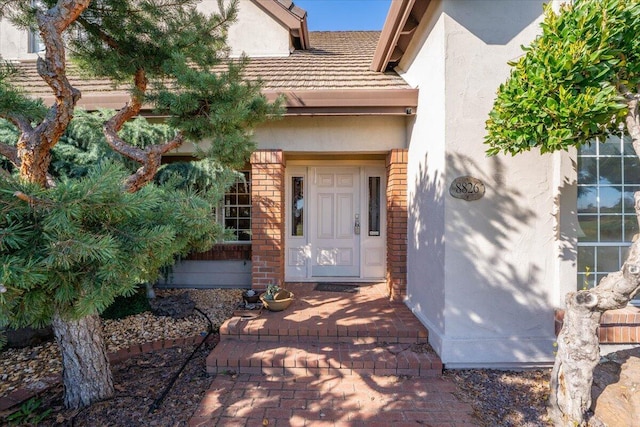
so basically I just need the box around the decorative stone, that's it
[449,176,485,201]
[149,293,195,319]
[590,347,640,426]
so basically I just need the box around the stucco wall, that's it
[0,19,38,60]
[198,0,292,57]
[168,115,407,157]
[401,0,576,367]
[400,0,448,351]
[1,1,291,61]
[253,116,408,153]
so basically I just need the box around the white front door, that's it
[285,163,387,281]
[309,167,360,277]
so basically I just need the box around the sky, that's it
[294,0,392,31]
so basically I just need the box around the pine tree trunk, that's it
[51,313,114,409]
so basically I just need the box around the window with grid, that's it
[577,135,639,297]
[222,171,251,242]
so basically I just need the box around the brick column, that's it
[386,149,408,301]
[250,150,285,290]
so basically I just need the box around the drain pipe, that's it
[148,307,214,414]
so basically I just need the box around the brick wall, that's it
[599,307,640,344]
[386,149,408,301]
[555,307,640,344]
[250,150,285,290]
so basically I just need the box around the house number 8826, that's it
[449,176,485,201]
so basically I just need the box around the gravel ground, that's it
[4,343,218,426]
[0,288,242,398]
[1,287,554,426]
[445,368,552,426]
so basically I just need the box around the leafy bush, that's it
[5,397,51,426]
[101,288,151,320]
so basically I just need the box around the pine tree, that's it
[0,0,281,409]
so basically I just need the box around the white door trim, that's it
[284,162,387,282]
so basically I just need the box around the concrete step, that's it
[206,339,442,377]
[219,316,429,345]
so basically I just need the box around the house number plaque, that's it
[449,176,485,201]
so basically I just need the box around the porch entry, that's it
[285,164,386,281]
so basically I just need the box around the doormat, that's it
[314,283,359,293]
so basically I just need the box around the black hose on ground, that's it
[148,307,214,414]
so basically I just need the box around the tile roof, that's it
[248,31,410,90]
[11,31,409,99]
[9,31,417,115]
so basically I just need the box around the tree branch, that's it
[103,68,149,164]
[33,2,85,149]
[7,114,33,135]
[123,134,184,193]
[17,1,90,186]
[627,96,640,156]
[104,68,185,192]
[13,190,52,208]
[0,141,19,166]
[75,15,119,50]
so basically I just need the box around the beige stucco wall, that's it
[1,0,291,61]
[199,0,292,57]
[169,115,408,156]
[401,0,576,368]
[0,19,38,60]
[253,116,407,153]
[400,0,448,348]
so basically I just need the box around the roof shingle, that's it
[10,31,413,112]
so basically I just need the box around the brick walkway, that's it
[190,373,477,426]
[190,282,478,426]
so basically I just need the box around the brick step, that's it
[219,316,429,345]
[206,339,442,377]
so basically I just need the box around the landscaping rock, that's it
[590,347,640,427]
[1,289,242,398]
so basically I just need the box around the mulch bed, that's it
[1,340,218,427]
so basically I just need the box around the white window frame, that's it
[577,133,639,305]
[219,171,251,243]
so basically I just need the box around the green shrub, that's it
[5,397,51,426]
[101,288,150,320]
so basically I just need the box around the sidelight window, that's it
[291,176,304,237]
[368,177,381,236]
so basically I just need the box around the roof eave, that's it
[37,88,418,117]
[266,88,418,116]
[251,0,310,49]
[370,0,431,72]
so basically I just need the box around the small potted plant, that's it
[242,289,261,304]
[260,284,294,311]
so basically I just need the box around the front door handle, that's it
[354,214,360,235]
